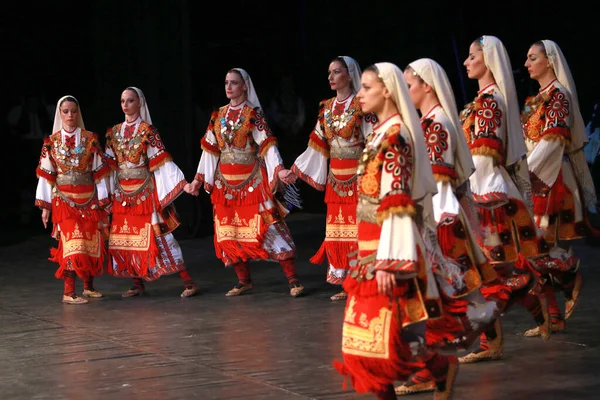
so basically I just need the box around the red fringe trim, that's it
[148,151,173,172]
[201,136,220,156]
[259,136,278,158]
[437,223,454,256]
[542,126,571,142]
[376,193,416,224]
[533,171,567,215]
[324,182,357,205]
[477,206,506,233]
[51,243,106,279]
[291,164,325,191]
[108,238,159,279]
[112,191,155,215]
[335,279,422,394]
[309,240,357,267]
[36,167,56,183]
[470,138,504,163]
[431,164,458,179]
[308,131,330,156]
[214,234,270,265]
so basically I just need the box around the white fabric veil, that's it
[339,56,362,94]
[232,68,262,109]
[409,58,475,185]
[52,95,85,133]
[541,39,597,209]
[375,62,438,202]
[126,86,153,124]
[481,35,528,167]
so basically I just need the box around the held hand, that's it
[375,270,396,297]
[185,180,201,196]
[278,169,297,185]
[41,208,50,229]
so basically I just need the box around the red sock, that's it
[179,270,195,288]
[132,277,144,289]
[376,384,397,400]
[425,352,450,383]
[81,273,94,291]
[234,262,251,284]
[279,259,299,284]
[63,271,76,297]
[544,285,562,323]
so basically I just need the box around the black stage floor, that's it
[1,213,599,400]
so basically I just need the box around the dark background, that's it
[2,0,598,244]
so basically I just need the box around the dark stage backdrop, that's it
[2,0,597,243]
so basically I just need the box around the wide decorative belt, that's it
[117,168,150,180]
[220,151,257,165]
[330,146,363,160]
[56,173,93,186]
[356,195,379,224]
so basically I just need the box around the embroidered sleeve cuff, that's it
[376,192,416,225]
[374,259,419,275]
[291,164,325,191]
[159,179,186,209]
[35,199,52,210]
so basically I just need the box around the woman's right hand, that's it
[41,208,50,229]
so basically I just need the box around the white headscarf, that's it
[481,35,528,167]
[232,68,262,109]
[541,39,597,209]
[375,62,438,202]
[52,95,85,134]
[126,86,152,124]
[408,58,475,185]
[339,56,362,94]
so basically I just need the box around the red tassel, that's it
[437,223,454,255]
[309,240,357,269]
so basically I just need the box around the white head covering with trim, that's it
[232,68,262,109]
[481,35,527,167]
[52,95,85,133]
[375,62,438,202]
[541,39,597,209]
[339,56,362,94]
[408,58,475,185]
[126,86,152,124]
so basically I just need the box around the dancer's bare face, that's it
[464,42,487,80]
[121,89,141,117]
[59,100,78,129]
[357,70,387,115]
[225,71,247,103]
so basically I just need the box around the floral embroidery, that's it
[147,128,165,150]
[476,95,502,136]
[384,135,412,193]
[545,90,569,128]
[421,118,449,163]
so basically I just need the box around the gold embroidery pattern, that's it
[61,231,101,258]
[215,214,262,243]
[109,222,152,251]
[342,297,392,359]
